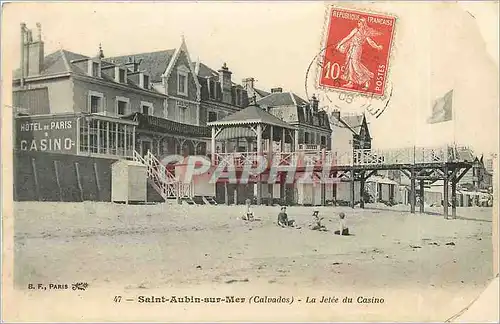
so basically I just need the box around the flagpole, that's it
[452,90,456,158]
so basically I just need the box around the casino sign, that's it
[16,114,78,155]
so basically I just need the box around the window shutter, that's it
[201,78,209,99]
[231,86,236,106]
[216,82,222,100]
[210,79,216,99]
[242,90,249,107]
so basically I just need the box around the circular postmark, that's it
[304,44,393,119]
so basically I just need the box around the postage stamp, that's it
[318,7,396,97]
[2,2,498,323]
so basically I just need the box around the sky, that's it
[2,1,498,155]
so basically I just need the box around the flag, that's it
[427,89,453,124]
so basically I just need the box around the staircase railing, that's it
[133,150,194,201]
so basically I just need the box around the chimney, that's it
[20,23,26,86]
[22,23,44,77]
[98,43,104,59]
[242,77,255,91]
[218,62,232,104]
[271,87,282,93]
[331,109,341,121]
[311,94,319,112]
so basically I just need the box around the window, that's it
[92,62,100,77]
[141,101,153,116]
[90,97,100,113]
[178,74,187,95]
[236,89,242,106]
[79,118,135,158]
[304,132,310,144]
[177,65,190,96]
[115,67,126,83]
[179,104,187,123]
[321,136,326,146]
[209,80,216,99]
[88,60,101,77]
[119,69,126,83]
[142,74,149,89]
[117,101,127,115]
[208,111,217,122]
[88,91,104,113]
[115,96,129,116]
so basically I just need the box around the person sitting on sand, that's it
[334,212,349,236]
[242,198,254,221]
[309,210,327,231]
[277,206,295,228]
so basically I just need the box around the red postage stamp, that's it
[319,7,396,97]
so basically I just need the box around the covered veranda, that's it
[207,105,297,205]
[207,104,298,168]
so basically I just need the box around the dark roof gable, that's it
[105,49,176,82]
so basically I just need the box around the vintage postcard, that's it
[1,1,499,322]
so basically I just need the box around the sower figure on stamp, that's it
[277,206,295,228]
[336,18,384,90]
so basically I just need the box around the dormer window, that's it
[88,60,101,77]
[115,67,127,83]
[139,73,150,89]
[177,65,190,96]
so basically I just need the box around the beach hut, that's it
[366,175,398,203]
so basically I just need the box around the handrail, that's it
[212,145,466,167]
[133,150,193,200]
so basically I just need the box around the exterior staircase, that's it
[133,150,194,203]
[203,196,218,205]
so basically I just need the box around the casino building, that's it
[12,23,335,203]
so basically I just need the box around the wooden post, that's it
[224,182,229,205]
[31,158,40,201]
[359,171,365,209]
[106,122,110,154]
[410,168,416,213]
[280,173,285,205]
[350,169,355,209]
[451,173,457,219]
[256,124,262,205]
[443,166,449,218]
[54,160,63,201]
[75,162,84,202]
[211,127,216,164]
[94,162,101,201]
[132,125,136,154]
[321,183,326,206]
[419,179,425,213]
[294,129,299,152]
[281,128,286,152]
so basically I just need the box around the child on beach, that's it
[277,206,295,228]
[334,212,349,236]
[242,198,254,221]
[309,210,327,231]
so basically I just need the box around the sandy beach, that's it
[11,202,494,321]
